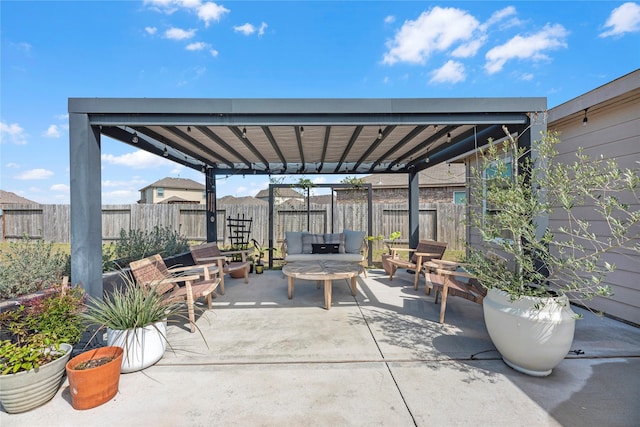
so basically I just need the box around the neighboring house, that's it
[463,70,639,325]
[335,162,466,204]
[0,190,38,205]
[138,178,205,204]
[255,187,304,205]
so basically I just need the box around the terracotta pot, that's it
[381,254,395,275]
[65,346,123,410]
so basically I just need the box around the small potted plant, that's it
[0,283,84,413]
[465,129,639,376]
[368,231,401,274]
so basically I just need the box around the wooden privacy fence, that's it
[1,202,465,250]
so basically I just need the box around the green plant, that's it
[103,226,189,272]
[0,284,85,374]
[465,129,640,304]
[0,235,70,299]
[81,273,178,331]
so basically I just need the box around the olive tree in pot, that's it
[466,129,639,377]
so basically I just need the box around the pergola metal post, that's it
[408,170,420,249]
[69,114,103,299]
[205,168,217,243]
[268,185,275,269]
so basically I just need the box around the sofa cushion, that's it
[285,253,364,262]
[324,233,346,253]
[301,233,324,254]
[285,231,309,254]
[343,229,366,254]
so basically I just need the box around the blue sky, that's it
[1,1,639,204]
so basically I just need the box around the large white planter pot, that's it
[0,343,73,413]
[107,321,167,373]
[483,288,576,377]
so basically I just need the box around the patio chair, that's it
[129,254,220,333]
[189,242,251,295]
[387,240,448,290]
[425,259,487,324]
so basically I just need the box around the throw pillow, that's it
[302,234,324,254]
[324,233,346,253]
[285,231,308,255]
[343,229,366,254]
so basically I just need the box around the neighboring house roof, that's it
[360,163,466,188]
[255,187,304,199]
[139,177,204,192]
[0,190,38,205]
[159,196,200,204]
[217,195,268,206]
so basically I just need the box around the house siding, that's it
[549,85,640,325]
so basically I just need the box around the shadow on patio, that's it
[2,269,639,426]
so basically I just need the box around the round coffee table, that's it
[282,261,362,309]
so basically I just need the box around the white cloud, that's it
[484,23,568,74]
[480,6,519,32]
[15,168,54,180]
[186,41,208,50]
[50,183,70,192]
[383,6,480,65]
[312,176,327,185]
[144,0,230,26]
[102,190,141,205]
[55,114,69,121]
[210,49,219,57]
[232,22,268,36]
[451,36,486,58]
[102,178,147,188]
[145,26,158,35]
[101,150,175,169]
[384,15,395,24]
[6,162,20,168]
[600,2,640,37]
[164,27,197,40]
[430,60,466,84]
[43,124,61,138]
[198,2,230,27]
[1,121,27,145]
[520,73,534,81]
[234,23,255,35]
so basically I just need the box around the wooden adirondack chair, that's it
[189,242,251,295]
[387,240,448,290]
[129,254,220,333]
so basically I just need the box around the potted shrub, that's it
[80,270,201,374]
[0,284,84,413]
[368,231,401,274]
[65,346,123,410]
[465,129,639,376]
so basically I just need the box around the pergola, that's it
[68,97,546,298]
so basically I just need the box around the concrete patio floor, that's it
[2,268,639,426]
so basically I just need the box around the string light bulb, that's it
[163,146,169,157]
[132,132,138,144]
[187,126,191,132]
[446,132,452,143]
[582,108,588,127]
[300,126,304,137]
[378,127,383,139]
[242,127,247,138]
